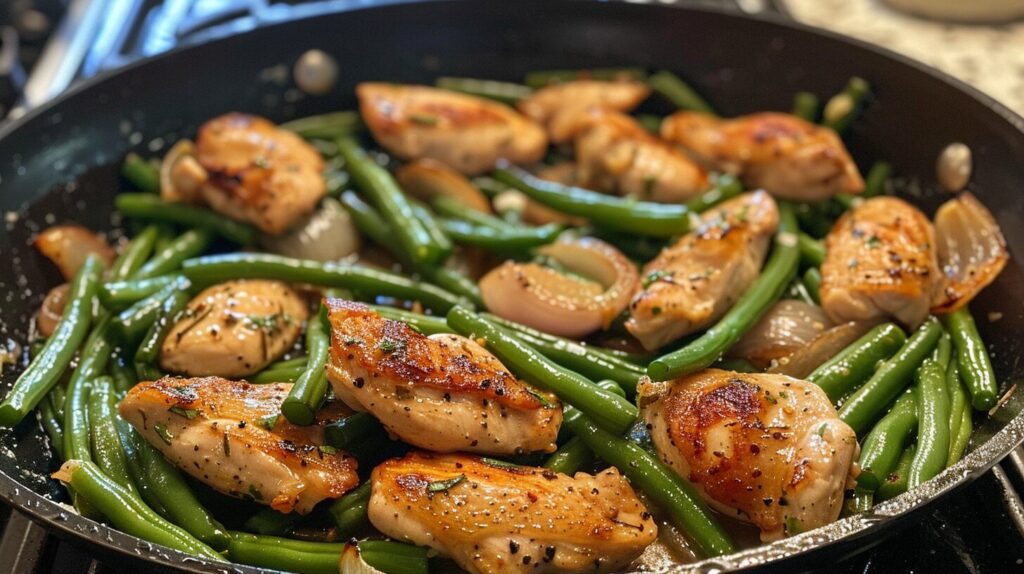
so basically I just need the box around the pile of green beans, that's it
[856,388,918,491]
[807,323,906,401]
[281,306,331,425]
[116,194,257,246]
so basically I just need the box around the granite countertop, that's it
[785,0,1024,114]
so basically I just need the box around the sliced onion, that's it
[338,544,384,574]
[160,139,206,203]
[932,192,1008,314]
[260,198,360,261]
[480,236,639,338]
[34,224,116,280]
[730,300,831,370]
[37,283,70,338]
[767,319,878,378]
[396,158,492,212]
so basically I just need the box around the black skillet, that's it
[1,1,1022,572]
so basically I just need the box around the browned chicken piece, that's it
[626,191,779,350]
[119,376,358,514]
[165,113,326,235]
[517,80,651,143]
[357,83,547,175]
[324,300,561,455]
[820,196,940,328]
[369,452,657,574]
[575,110,709,203]
[160,280,308,378]
[660,112,864,201]
[639,369,859,541]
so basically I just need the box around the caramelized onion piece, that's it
[160,139,206,203]
[37,283,70,338]
[932,192,1008,314]
[396,158,492,213]
[259,198,360,261]
[730,300,832,370]
[767,319,878,378]
[34,224,116,280]
[480,236,638,338]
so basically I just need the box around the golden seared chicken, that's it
[660,112,864,201]
[575,110,708,203]
[357,83,547,175]
[820,196,940,328]
[627,191,779,350]
[517,80,650,143]
[369,452,657,574]
[119,376,358,514]
[639,369,859,541]
[165,113,326,235]
[160,280,308,378]
[324,300,561,455]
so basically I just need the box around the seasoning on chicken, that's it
[357,83,547,175]
[820,196,940,328]
[119,376,358,514]
[164,113,326,235]
[660,112,864,201]
[324,299,561,455]
[517,80,651,143]
[575,110,709,203]
[369,452,657,574]
[160,280,308,378]
[638,369,859,541]
[626,191,779,350]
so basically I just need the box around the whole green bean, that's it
[524,67,647,89]
[435,76,532,104]
[38,394,65,460]
[838,317,942,434]
[949,402,973,465]
[863,161,892,198]
[358,540,430,574]
[792,91,820,122]
[109,224,160,281]
[282,306,330,425]
[182,253,467,312]
[856,388,918,491]
[943,306,999,410]
[113,277,187,344]
[116,193,258,246]
[338,137,449,265]
[134,289,190,374]
[648,204,799,380]
[372,305,451,335]
[121,153,160,193]
[0,256,102,427]
[280,111,362,139]
[933,331,952,370]
[134,229,212,280]
[329,481,371,535]
[409,201,454,258]
[876,443,916,501]
[845,488,874,516]
[118,420,168,517]
[798,232,826,267]
[486,314,647,366]
[249,364,307,384]
[648,70,716,115]
[63,315,113,459]
[908,359,951,488]
[241,508,300,536]
[447,307,637,434]
[87,376,136,493]
[543,436,594,475]
[946,357,969,466]
[325,412,385,450]
[823,76,870,134]
[807,323,906,401]
[439,218,563,252]
[803,267,822,304]
[431,195,509,229]
[100,275,178,311]
[227,535,339,574]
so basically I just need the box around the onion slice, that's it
[159,139,206,203]
[480,236,639,338]
[338,544,384,574]
[260,198,360,261]
[396,158,492,212]
[34,224,116,280]
[931,192,1008,314]
[730,300,832,370]
[767,319,878,378]
[37,283,70,338]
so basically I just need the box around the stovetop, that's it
[0,1,1022,573]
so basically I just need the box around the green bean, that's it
[648,204,800,380]
[564,411,734,557]
[943,306,999,410]
[863,161,892,198]
[946,357,969,466]
[439,218,564,252]
[56,460,222,559]
[116,194,258,246]
[371,306,451,336]
[242,508,300,536]
[325,412,385,450]
[591,228,668,262]
[486,314,647,366]
[39,394,65,460]
[823,76,870,134]
[113,277,187,344]
[227,534,339,574]
[338,137,449,265]
[876,443,916,501]
[249,364,307,384]
[134,289,190,374]
[358,540,430,574]
[329,481,371,535]
[713,357,759,373]
[182,253,468,312]
[803,267,822,304]
[63,315,113,459]
[87,376,136,493]
[435,77,533,104]
[121,153,160,193]
[787,278,815,306]
[409,201,454,258]
[807,323,906,402]
[798,232,826,267]
[933,331,952,370]
[447,307,637,433]
[792,91,819,122]
[524,67,647,89]
[282,306,330,425]
[648,70,716,115]
[134,229,212,280]
[108,224,160,281]
[100,275,178,311]
[431,196,508,229]
[949,402,972,465]
[280,111,362,140]
[267,356,310,370]
[793,201,834,239]
[843,488,874,517]
[908,359,951,488]
[117,420,167,517]
[543,436,594,475]
[838,317,942,434]
[0,255,102,427]
[856,388,917,491]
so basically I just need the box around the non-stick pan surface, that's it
[0,1,1022,572]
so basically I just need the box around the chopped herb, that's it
[643,270,673,289]
[223,433,231,457]
[426,475,465,493]
[481,457,523,470]
[410,113,439,126]
[866,235,881,249]
[260,414,279,431]
[246,314,283,334]
[524,386,555,408]
[847,258,859,269]
[785,516,803,535]
[252,157,270,169]
[642,175,657,197]
[154,423,174,445]
[651,306,663,316]
[168,406,198,420]
[248,484,263,501]
[377,338,402,353]
[343,338,362,346]
[815,423,828,437]
[764,392,778,405]
[319,445,338,455]
[778,391,789,399]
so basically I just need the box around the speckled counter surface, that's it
[786,0,1024,114]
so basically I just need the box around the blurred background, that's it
[0,0,1020,572]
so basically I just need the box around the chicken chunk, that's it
[626,191,779,350]
[517,80,651,143]
[160,280,308,378]
[639,369,859,541]
[575,110,708,203]
[369,452,657,574]
[660,112,864,201]
[324,300,561,455]
[119,376,358,514]
[166,113,326,235]
[820,196,940,328]
[357,83,547,175]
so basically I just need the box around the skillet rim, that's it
[0,1,1021,572]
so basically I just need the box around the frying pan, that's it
[0,1,1022,572]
